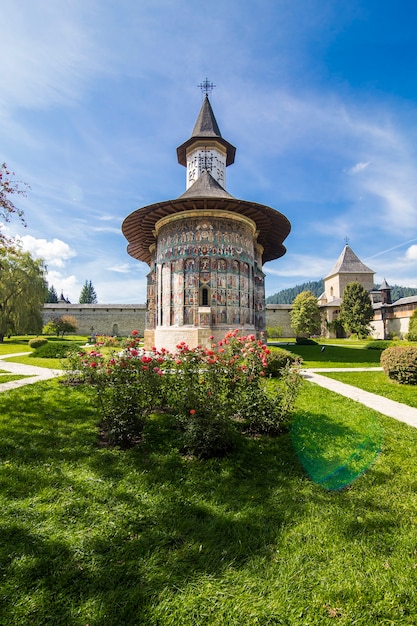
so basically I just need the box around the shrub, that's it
[30,341,79,359]
[28,338,48,349]
[65,330,303,454]
[380,346,417,385]
[266,326,283,339]
[406,310,417,342]
[265,348,301,378]
[365,340,393,351]
[296,337,318,345]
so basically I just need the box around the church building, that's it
[122,90,291,351]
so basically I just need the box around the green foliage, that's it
[30,341,79,359]
[79,279,98,304]
[266,279,325,304]
[0,247,47,341]
[265,347,301,377]
[295,337,318,345]
[45,284,58,303]
[365,340,394,350]
[339,281,374,338]
[290,290,321,338]
[406,309,417,341]
[65,330,302,453]
[381,345,417,385]
[265,325,283,338]
[43,314,78,337]
[28,337,48,349]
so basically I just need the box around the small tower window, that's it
[201,287,209,306]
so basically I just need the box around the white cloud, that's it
[406,245,417,261]
[106,263,133,273]
[347,161,370,175]
[19,235,76,267]
[265,254,331,278]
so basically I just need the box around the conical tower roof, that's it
[178,170,234,199]
[325,244,374,278]
[177,95,236,167]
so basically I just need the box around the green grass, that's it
[2,354,64,370]
[321,370,417,409]
[271,343,382,368]
[1,379,417,624]
[0,374,30,383]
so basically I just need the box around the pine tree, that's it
[339,282,374,338]
[45,285,58,303]
[79,280,98,304]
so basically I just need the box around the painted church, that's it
[121,92,291,351]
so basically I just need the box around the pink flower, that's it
[190,409,196,415]
[131,330,139,336]
[90,362,98,368]
[130,349,139,356]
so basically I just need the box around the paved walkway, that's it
[0,352,63,392]
[301,368,417,429]
[1,352,417,430]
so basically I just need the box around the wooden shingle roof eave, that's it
[122,197,291,266]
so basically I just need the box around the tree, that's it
[44,315,78,337]
[0,163,29,246]
[0,247,47,341]
[407,310,417,342]
[45,285,58,303]
[290,290,321,337]
[338,281,374,338]
[79,280,98,304]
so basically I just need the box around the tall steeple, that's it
[122,87,291,351]
[177,95,236,190]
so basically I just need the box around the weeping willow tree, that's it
[0,247,47,341]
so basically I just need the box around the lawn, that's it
[321,370,417,409]
[1,378,417,625]
[271,343,382,368]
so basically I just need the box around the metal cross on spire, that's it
[198,78,215,97]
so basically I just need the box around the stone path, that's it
[1,352,416,430]
[0,352,63,393]
[301,368,417,429]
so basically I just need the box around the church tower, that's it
[122,89,291,351]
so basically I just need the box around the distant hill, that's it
[266,281,417,305]
[266,281,324,304]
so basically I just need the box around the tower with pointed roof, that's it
[319,243,375,337]
[122,93,291,351]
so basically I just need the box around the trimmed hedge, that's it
[28,338,49,349]
[29,341,80,359]
[365,340,393,351]
[380,345,417,385]
[266,348,301,378]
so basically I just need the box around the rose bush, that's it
[65,330,302,454]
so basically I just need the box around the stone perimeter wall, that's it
[43,302,413,339]
[42,303,289,338]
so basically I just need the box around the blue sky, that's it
[2,0,417,303]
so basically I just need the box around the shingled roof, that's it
[176,95,236,167]
[325,244,374,278]
[178,170,234,199]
